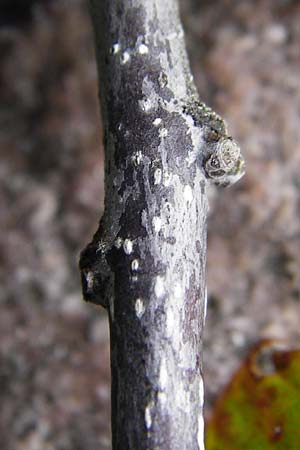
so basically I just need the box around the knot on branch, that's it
[79,229,113,308]
[203,136,245,187]
[184,99,245,187]
[79,222,140,309]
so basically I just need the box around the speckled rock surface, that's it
[0,0,299,448]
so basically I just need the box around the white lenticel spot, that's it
[131,259,139,271]
[123,239,133,255]
[145,404,152,430]
[132,150,142,165]
[111,42,120,54]
[135,298,145,319]
[138,43,149,54]
[153,118,162,127]
[184,184,193,202]
[154,168,162,185]
[152,216,162,233]
[159,128,168,138]
[121,50,130,64]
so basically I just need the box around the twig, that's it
[80,1,245,448]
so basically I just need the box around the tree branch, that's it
[80,1,245,449]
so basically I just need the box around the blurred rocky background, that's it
[0,0,299,448]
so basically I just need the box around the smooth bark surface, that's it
[80,1,244,449]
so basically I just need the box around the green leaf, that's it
[206,340,300,450]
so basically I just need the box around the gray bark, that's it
[79,1,244,449]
